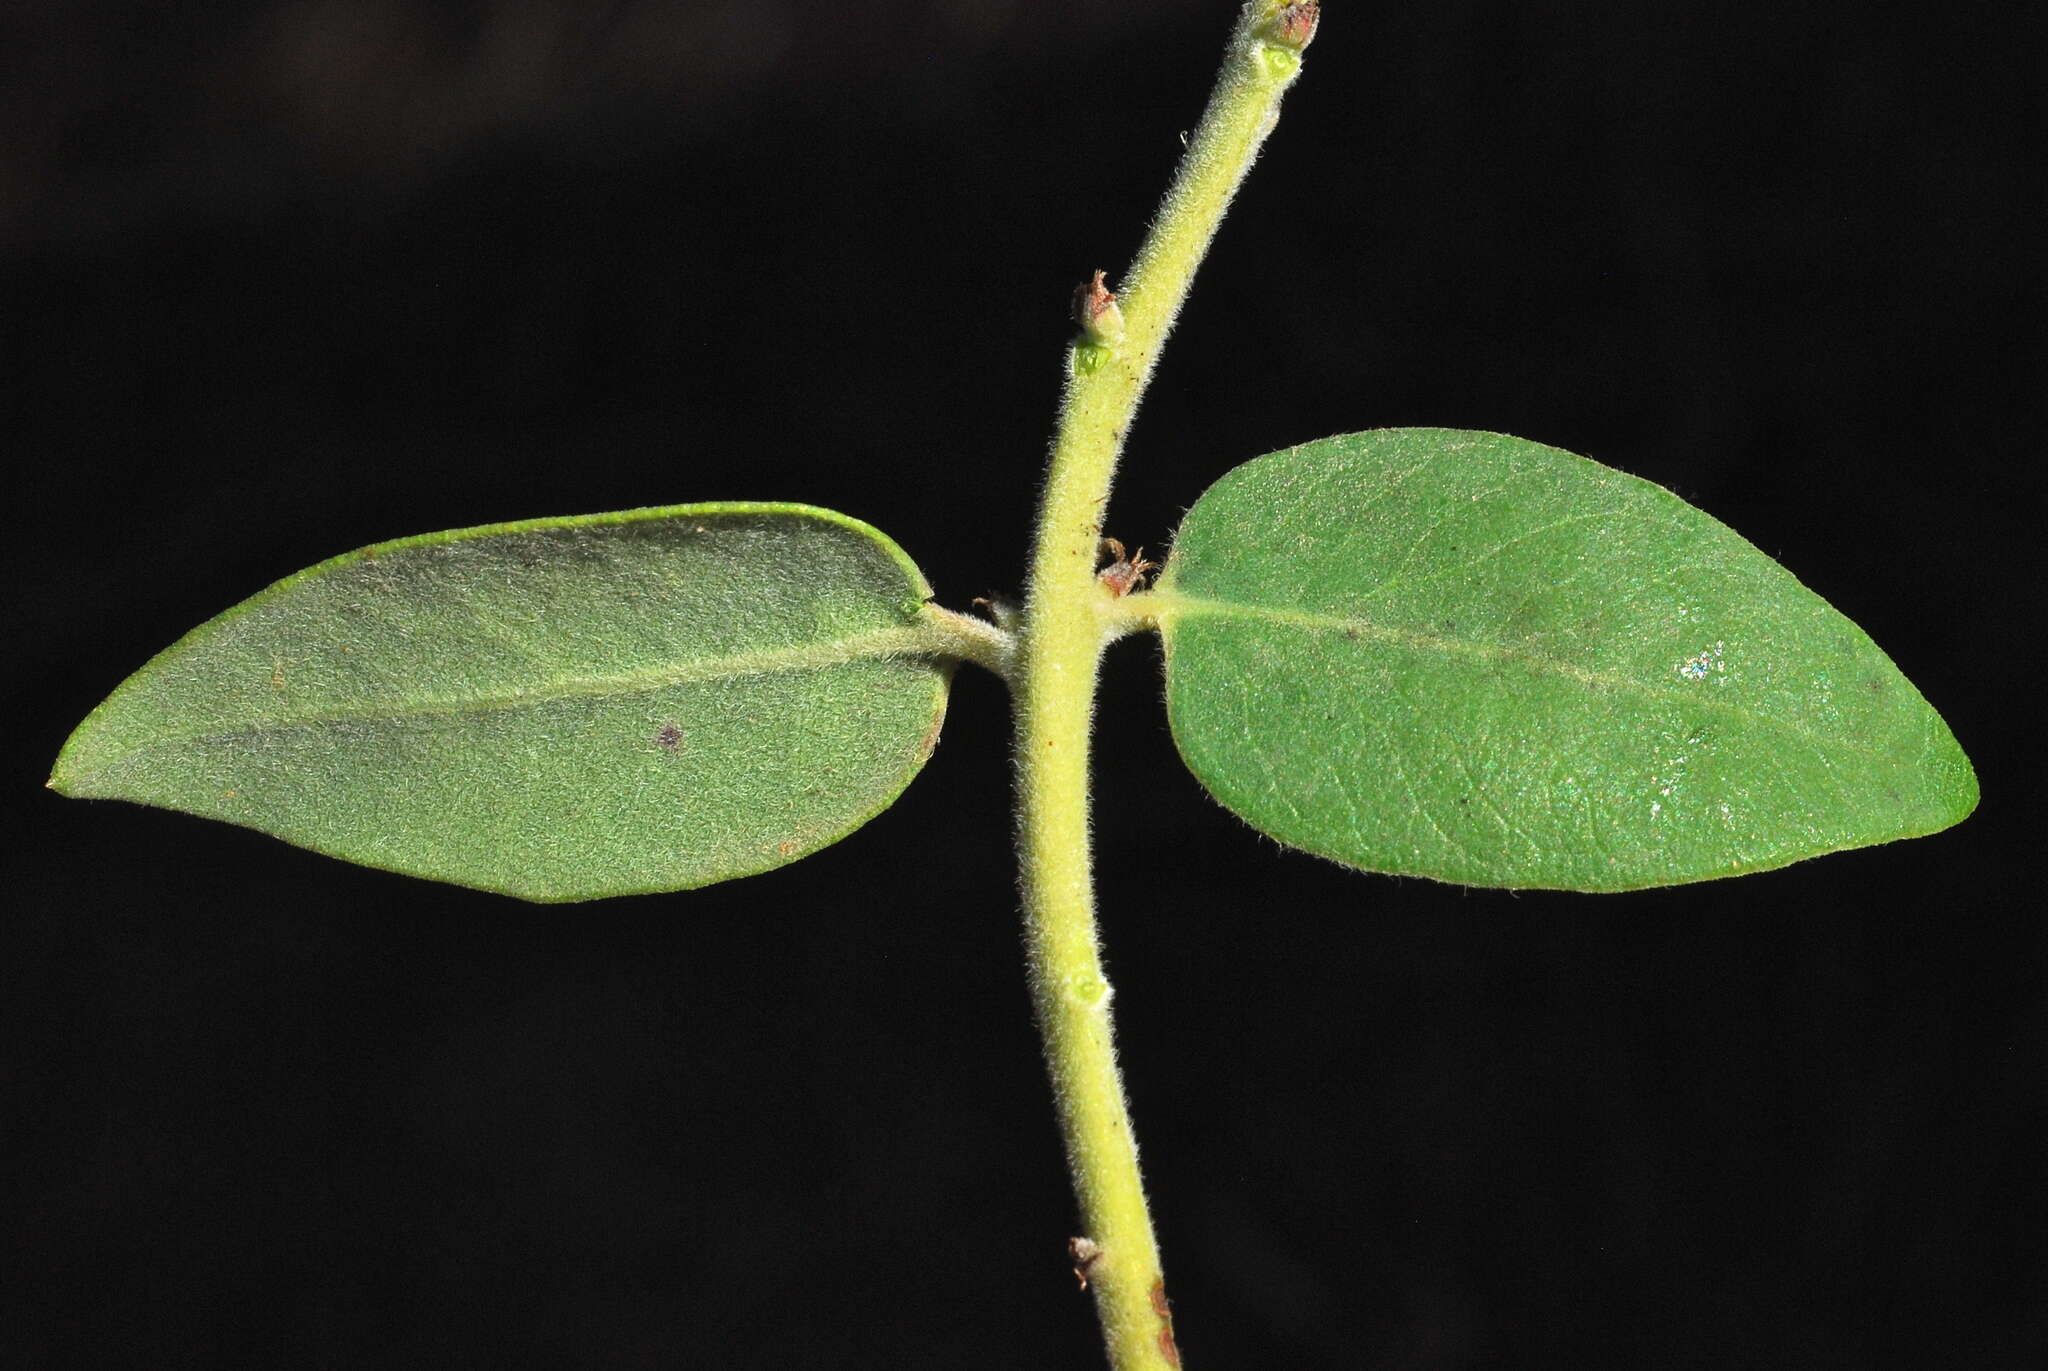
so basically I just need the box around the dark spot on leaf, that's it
[655,722,683,751]
[1865,677,1886,694]
[1343,627,1361,641]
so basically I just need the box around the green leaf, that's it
[1155,428,1977,891]
[53,503,955,902]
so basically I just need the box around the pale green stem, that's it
[1011,6,1314,1368]
[917,603,1018,681]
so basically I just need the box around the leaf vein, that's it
[1158,593,1890,759]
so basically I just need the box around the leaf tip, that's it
[1932,736,1981,831]
[47,722,99,798]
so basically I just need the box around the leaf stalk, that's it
[918,603,1018,681]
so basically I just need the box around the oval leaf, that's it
[1156,429,1977,891]
[52,503,952,901]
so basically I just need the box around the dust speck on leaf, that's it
[1678,641,1724,682]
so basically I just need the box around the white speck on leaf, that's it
[1678,640,1725,682]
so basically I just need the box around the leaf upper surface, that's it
[1156,429,1976,891]
[53,503,951,901]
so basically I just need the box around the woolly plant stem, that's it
[1009,5,1316,1367]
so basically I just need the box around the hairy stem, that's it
[917,603,1018,681]
[1010,5,1315,1367]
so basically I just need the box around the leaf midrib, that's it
[1151,590,1889,757]
[71,623,936,776]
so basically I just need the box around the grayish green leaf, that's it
[53,503,954,901]
[1156,429,1976,891]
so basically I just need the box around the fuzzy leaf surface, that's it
[1156,429,1976,891]
[53,504,951,901]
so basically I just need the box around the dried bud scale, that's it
[1096,538,1157,598]
[1071,269,1125,346]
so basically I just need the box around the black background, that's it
[7,2,2042,1367]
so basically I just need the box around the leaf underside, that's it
[1157,428,1976,892]
[52,503,950,901]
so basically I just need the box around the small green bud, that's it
[1259,45,1302,80]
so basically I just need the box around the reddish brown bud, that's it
[1096,538,1156,598]
[1071,269,1125,345]
[1266,0,1320,52]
